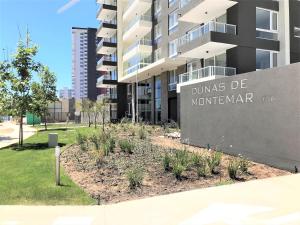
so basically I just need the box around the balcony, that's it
[178,21,237,58]
[122,15,152,44]
[177,66,236,92]
[96,38,117,55]
[119,57,186,83]
[96,1,117,21]
[123,39,152,62]
[96,56,117,72]
[97,74,117,88]
[123,0,152,23]
[96,22,117,38]
[178,0,237,24]
[97,92,118,101]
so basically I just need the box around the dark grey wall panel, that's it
[180,63,300,171]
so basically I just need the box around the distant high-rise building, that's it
[72,27,98,100]
[59,87,73,99]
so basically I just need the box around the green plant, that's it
[174,149,190,168]
[119,139,134,154]
[76,132,89,151]
[228,159,240,180]
[138,125,147,140]
[107,137,116,153]
[197,162,210,177]
[172,162,186,180]
[238,155,250,174]
[89,132,101,150]
[207,151,222,174]
[163,153,172,171]
[126,166,144,189]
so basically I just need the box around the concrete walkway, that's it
[0,122,36,148]
[0,174,299,225]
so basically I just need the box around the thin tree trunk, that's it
[102,113,105,132]
[94,114,97,129]
[44,111,47,131]
[19,115,24,146]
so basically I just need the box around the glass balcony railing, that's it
[179,0,192,8]
[123,14,152,34]
[179,66,236,83]
[123,39,152,56]
[168,83,177,91]
[97,93,117,100]
[97,56,117,66]
[177,21,237,47]
[97,74,117,83]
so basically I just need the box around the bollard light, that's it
[55,146,61,186]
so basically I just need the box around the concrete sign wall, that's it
[180,63,300,171]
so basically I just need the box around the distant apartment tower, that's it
[59,87,73,99]
[72,27,98,100]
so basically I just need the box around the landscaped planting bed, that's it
[61,123,290,204]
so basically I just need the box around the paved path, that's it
[0,174,299,225]
[0,122,36,148]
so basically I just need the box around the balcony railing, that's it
[124,62,150,76]
[97,74,117,83]
[97,56,117,65]
[179,66,236,83]
[168,83,177,91]
[178,21,237,47]
[179,0,192,8]
[123,39,152,56]
[97,93,117,100]
[123,14,152,34]
[97,0,117,6]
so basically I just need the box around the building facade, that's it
[59,87,73,99]
[72,27,98,100]
[97,0,300,124]
[96,0,127,121]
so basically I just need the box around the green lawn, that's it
[0,126,96,205]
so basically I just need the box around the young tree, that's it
[81,99,94,127]
[0,35,40,146]
[92,100,103,129]
[31,66,57,131]
[98,99,110,132]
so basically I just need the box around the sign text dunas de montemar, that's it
[191,79,254,106]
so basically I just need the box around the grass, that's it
[0,126,96,205]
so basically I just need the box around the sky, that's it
[0,0,99,91]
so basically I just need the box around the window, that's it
[155,76,161,124]
[169,40,177,58]
[154,0,161,17]
[295,27,300,38]
[154,48,162,61]
[256,8,278,40]
[204,53,226,67]
[169,0,176,7]
[256,49,278,70]
[154,23,162,42]
[168,10,178,34]
[168,70,177,91]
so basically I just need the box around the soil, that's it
[61,126,291,205]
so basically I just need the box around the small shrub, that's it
[238,155,250,174]
[107,137,116,153]
[174,149,190,168]
[90,132,101,150]
[138,125,147,140]
[228,159,240,180]
[207,151,222,174]
[172,162,186,180]
[119,139,135,154]
[197,162,210,178]
[76,132,89,151]
[163,153,172,171]
[126,166,144,189]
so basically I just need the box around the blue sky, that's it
[0,0,99,91]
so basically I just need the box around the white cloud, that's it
[57,0,80,14]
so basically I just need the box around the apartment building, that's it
[72,27,98,100]
[96,0,127,121]
[59,87,73,99]
[97,0,300,124]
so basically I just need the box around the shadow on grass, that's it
[11,142,66,151]
[38,128,69,132]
